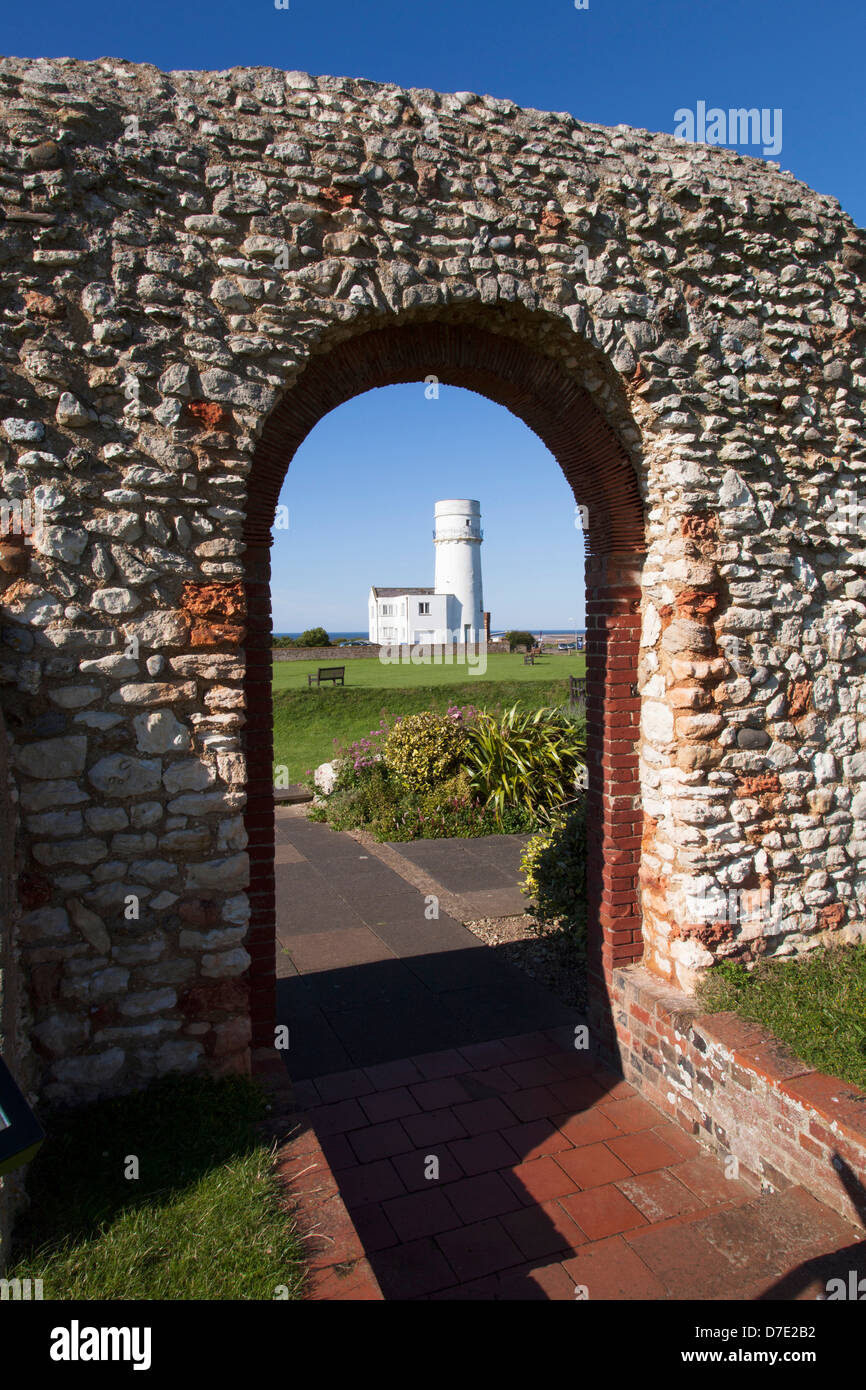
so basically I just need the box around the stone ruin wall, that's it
[0,55,863,1103]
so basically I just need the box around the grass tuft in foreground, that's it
[697,943,866,1092]
[7,1074,306,1301]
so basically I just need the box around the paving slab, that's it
[368,915,486,957]
[385,838,517,892]
[284,927,399,974]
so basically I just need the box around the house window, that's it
[418,602,430,615]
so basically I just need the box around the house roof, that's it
[371,587,435,597]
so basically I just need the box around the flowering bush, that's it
[382,710,470,792]
[445,703,478,725]
[329,712,392,791]
[310,702,581,842]
[381,771,534,841]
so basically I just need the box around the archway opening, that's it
[243,320,647,1070]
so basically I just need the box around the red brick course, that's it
[610,964,866,1229]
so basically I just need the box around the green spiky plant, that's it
[463,704,586,820]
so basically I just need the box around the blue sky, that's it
[6,0,863,629]
[272,385,582,634]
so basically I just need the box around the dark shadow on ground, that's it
[276,947,579,1079]
[754,1155,866,1301]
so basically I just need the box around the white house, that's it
[369,499,485,646]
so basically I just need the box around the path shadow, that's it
[276,943,648,1300]
[754,1155,866,1301]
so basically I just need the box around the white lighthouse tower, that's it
[433,499,484,645]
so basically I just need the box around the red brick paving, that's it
[284,1028,865,1300]
[606,1129,684,1174]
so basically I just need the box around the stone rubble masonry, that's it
[0,57,863,1106]
[611,966,866,1230]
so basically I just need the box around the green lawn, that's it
[697,945,866,1092]
[273,656,586,779]
[272,651,585,692]
[7,1075,306,1301]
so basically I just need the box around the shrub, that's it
[322,762,398,832]
[369,770,536,841]
[313,756,538,842]
[464,704,586,817]
[297,627,331,647]
[521,799,588,948]
[383,710,468,792]
[332,712,391,787]
[505,629,536,652]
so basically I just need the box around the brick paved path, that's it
[274,810,865,1300]
[288,1028,864,1300]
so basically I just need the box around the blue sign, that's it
[0,1056,44,1176]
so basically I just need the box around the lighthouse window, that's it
[418,602,430,614]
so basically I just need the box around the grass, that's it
[273,667,586,778]
[272,650,585,693]
[697,944,866,1092]
[6,1074,307,1301]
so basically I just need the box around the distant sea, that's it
[274,631,367,640]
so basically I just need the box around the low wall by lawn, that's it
[273,646,382,662]
[611,966,866,1229]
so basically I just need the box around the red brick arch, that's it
[243,320,646,1058]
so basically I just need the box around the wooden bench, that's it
[523,654,535,665]
[308,665,345,687]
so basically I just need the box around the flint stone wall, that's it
[0,56,864,1101]
[272,645,379,660]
